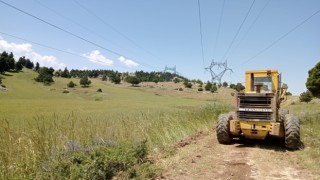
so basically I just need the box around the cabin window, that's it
[254,77,272,91]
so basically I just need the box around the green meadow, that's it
[1,69,320,179]
[0,69,231,179]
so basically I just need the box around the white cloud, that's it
[81,67,88,70]
[82,50,113,66]
[118,56,138,67]
[0,37,66,70]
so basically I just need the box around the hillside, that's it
[0,69,209,122]
[1,69,320,179]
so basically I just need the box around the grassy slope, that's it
[0,69,232,179]
[2,70,319,177]
[0,69,206,124]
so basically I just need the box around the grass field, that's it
[282,97,320,172]
[0,69,232,179]
[1,69,320,179]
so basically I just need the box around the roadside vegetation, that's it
[0,69,231,179]
[284,98,320,172]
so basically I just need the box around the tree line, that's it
[0,51,39,73]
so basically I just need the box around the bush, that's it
[211,85,217,93]
[67,81,75,88]
[299,90,313,103]
[80,76,91,87]
[198,87,203,91]
[126,76,140,86]
[222,82,228,88]
[0,77,2,84]
[35,67,54,84]
[196,79,203,86]
[97,88,102,92]
[306,61,320,98]
[111,75,121,84]
[185,82,192,88]
[205,81,212,91]
[235,83,245,92]
[102,74,107,81]
[62,90,69,94]
[173,78,180,83]
[45,140,149,179]
[178,88,183,91]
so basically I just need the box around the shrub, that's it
[102,74,107,81]
[178,88,183,91]
[185,82,192,88]
[111,75,121,84]
[80,76,91,87]
[222,81,228,88]
[62,90,69,94]
[67,81,75,88]
[97,88,102,92]
[299,90,313,103]
[211,84,217,93]
[35,67,54,84]
[198,87,203,91]
[173,78,180,83]
[46,140,148,179]
[126,76,140,86]
[205,81,212,91]
[286,92,292,96]
[235,83,245,92]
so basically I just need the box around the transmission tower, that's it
[205,60,232,85]
[164,65,177,74]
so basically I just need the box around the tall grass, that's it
[285,100,320,173]
[0,103,231,179]
[297,111,320,171]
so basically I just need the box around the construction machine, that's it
[216,70,300,150]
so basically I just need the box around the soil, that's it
[155,129,316,180]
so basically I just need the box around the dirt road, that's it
[156,130,316,180]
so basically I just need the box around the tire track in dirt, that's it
[156,130,315,180]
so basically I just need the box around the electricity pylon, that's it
[205,60,232,85]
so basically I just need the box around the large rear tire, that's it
[284,114,300,150]
[216,113,233,144]
[280,109,289,121]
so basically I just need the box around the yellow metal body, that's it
[245,69,279,93]
[240,121,270,139]
[234,69,286,139]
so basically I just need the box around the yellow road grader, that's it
[216,70,300,150]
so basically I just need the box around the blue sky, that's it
[0,0,319,95]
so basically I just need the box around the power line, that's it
[33,0,117,47]
[33,0,155,69]
[0,31,131,69]
[228,0,271,60]
[233,8,320,69]
[72,0,159,63]
[0,0,157,70]
[220,0,256,61]
[0,31,81,57]
[212,0,226,59]
[197,0,206,68]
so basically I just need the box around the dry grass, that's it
[283,96,320,172]
[0,70,233,179]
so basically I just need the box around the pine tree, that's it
[80,76,91,87]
